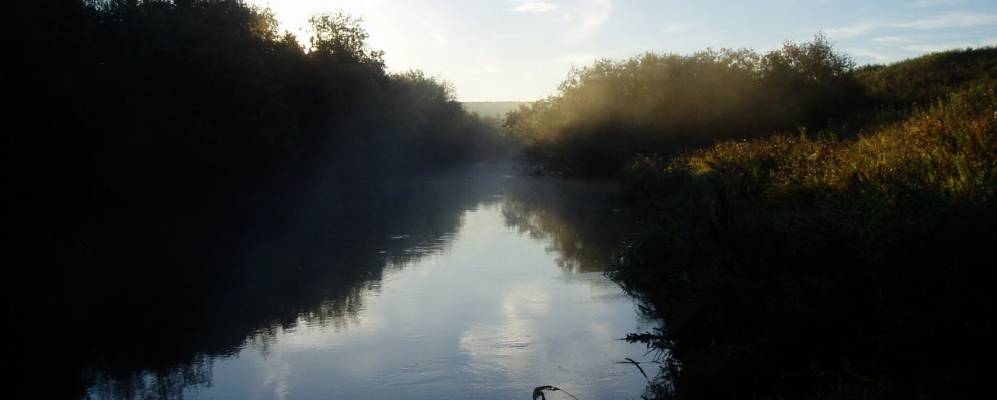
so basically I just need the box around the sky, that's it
[249,0,997,101]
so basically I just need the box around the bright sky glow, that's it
[250,0,997,101]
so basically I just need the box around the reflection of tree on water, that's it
[58,168,636,399]
[84,356,214,400]
[74,169,503,399]
[500,178,630,273]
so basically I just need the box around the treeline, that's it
[575,45,997,398]
[504,34,864,176]
[9,0,507,240]
[8,0,509,283]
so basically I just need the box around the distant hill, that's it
[461,101,531,119]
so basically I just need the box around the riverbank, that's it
[605,51,997,398]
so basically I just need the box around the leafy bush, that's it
[505,34,865,176]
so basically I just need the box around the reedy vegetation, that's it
[501,23,997,398]
[525,43,994,399]
[617,82,996,399]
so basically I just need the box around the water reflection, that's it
[68,166,653,399]
[500,178,629,273]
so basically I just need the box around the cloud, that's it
[868,34,995,58]
[420,19,449,48]
[910,0,966,7]
[827,11,997,39]
[826,22,878,38]
[844,47,895,64]
[509,0,613,39]
[512,1,558,13]
[873,35,917,45]
[896,11,997,29]
[563,0,613,37]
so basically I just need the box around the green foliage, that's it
[613,80,997,399]
[507,45,997,398]
[505,34,864,176]
[308,12,385,66]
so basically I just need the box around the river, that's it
[77,166,657,400]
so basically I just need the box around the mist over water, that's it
[18,2,990,398]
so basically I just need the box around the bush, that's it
[505,34,865,176]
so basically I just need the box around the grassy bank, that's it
[606,50,997,398]
[497,25,997,397]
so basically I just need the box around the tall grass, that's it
[613,77,997,399]
[666,85,995,202]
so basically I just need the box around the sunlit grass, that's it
[613,75,997,400]
[655,84,995,204]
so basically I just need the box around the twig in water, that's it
[617,357,649,381]
[533,385,580,400]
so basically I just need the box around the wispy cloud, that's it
[897,11,997,29]
[421,19,449,48]
[825,22,879,38]
[873,35,917,45]
[563,0,613,38]
[844,47,896,63]
[827,11,997,38]
[910,0,966,7]
[512,1,558,14]
[870,34,994,57]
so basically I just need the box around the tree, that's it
[308,12,384,67]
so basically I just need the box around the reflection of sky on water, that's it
[188,203,652,400]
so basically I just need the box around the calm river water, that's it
[81,167,656,400]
